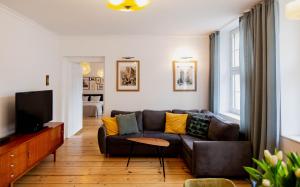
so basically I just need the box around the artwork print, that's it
[117,60,140,91]
[173,61,197,91]
[83,77,90,90]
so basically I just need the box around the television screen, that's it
[15,90,53,133]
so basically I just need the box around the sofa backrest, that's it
[143,110,171,131]
[208,116,240,141]
[172,109,200,114]
[111,110,143,132]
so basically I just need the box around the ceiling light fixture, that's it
[286,0,300,20]
[80,62,91,76]
[107,0,150,12]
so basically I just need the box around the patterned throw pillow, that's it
[187,113,211,139]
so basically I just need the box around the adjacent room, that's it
[0,0,300,187]
[82,61,105,118]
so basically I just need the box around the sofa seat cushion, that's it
[107,133,143,145]
[143,110,171,131]
[180,135,204,156]
[111,110,143,132]
[143,131,181,144]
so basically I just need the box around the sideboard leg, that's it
[53,151,56,162]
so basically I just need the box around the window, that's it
[230,29,240,114]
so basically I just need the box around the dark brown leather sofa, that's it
[98,109,252,177]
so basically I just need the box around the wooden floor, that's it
[15,118,251,187]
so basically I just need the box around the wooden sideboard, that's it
[0,122,64,187]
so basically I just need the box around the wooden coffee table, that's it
[126,137,170,180]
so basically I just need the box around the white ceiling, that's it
[0,0,260,35]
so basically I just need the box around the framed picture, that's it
[90,80,97,90]
[83,77,90,90]
[117,60,140,91]
[173,61,197,91]
[97,84,104,90]
[96,77,101,84]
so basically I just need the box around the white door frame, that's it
[61,56,105,138]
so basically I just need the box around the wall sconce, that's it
[122,57,135,60]
[286,0,300,20]
[180,57,193,60]
[173,47,195,61]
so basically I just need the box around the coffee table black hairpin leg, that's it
[159,147,166,181]
[127,142,134,167]
[156,147,162,167]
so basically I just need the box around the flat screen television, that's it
[15,90,53,134]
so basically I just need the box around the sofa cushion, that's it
[102,117,118,136]
[111,110,143,132]
[165,112,188,135]
[143,110,171,131]
[143,131,181,144]
[180,135,204,156]
[187,113,211,139]
[116,113,140,135]
[208,116,240,141]
[172,110,200,129]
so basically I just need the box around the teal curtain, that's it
[240,0,280,159]
[209,31,220,114]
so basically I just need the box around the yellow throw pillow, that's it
[165,112,188,134]
[101,117,118,136]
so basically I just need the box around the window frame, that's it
[230,28,240,115]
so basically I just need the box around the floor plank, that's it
[15,117,251,187]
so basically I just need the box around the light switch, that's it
[46,75,50,86]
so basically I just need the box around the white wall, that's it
[279,0,300,137]
[0,5,62,138]
[60,35,210,115]
[62,62,83,137]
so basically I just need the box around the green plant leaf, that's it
[253,158,270,172]
[244,167,262,182]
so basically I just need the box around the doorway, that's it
[62,56,105,138]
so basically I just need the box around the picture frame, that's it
[97,84,104,90]
[83,77,90,90]
[173,61,197,91]
[117,60,140,92]
[90,80,97,90]
[96,77,101,84]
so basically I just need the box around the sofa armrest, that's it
[192,141,252,177]
[98,125,107,155]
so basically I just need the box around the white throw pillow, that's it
[90,96,101,102]
[83,96,89,101]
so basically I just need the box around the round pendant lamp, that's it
[107,0,150,12]
[80,62,91,76]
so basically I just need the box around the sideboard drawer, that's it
[0,122,64,187]
[0,144,28,182]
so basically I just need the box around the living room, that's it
[0,0,300,186]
